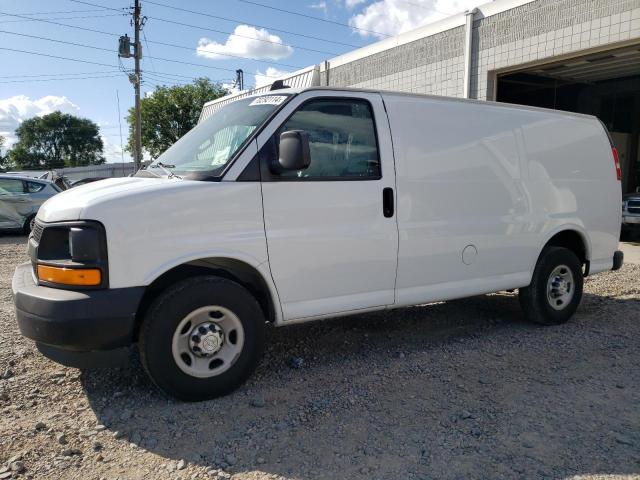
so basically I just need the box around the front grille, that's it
[31,221,44,243]
[629,207,640,215]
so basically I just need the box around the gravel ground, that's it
[1,234,639,480]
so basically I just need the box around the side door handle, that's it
[382,187,394,218]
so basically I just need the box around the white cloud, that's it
[196,25,293,61]
[222,82,242,94]
[349,0,487,38]
[0,95,80,147]
[310,1,328,15]
[101,136,131,164]
[345,0,366,8]
[254,67,289,88]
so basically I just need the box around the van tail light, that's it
[612,147,621,181]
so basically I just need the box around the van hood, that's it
[37,177,213,222]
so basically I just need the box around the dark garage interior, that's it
[496,45,640,194]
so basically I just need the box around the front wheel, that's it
[139,276,265,401]
[519,247,583,325]
[23,215,36,235]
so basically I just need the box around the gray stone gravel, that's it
[1,233,639,479]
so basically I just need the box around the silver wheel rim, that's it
[171,306,245,378]
[546,265,574,311]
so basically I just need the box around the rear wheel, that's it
[519,247,583,325]
[139,275,265,401]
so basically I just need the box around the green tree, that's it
[8,111,104,169]
[0,135,7,170]
[128,78,227,158]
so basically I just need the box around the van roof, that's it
[242,86,597,122]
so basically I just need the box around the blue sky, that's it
[0,0,484,162]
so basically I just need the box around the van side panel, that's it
[522,115,620,273]
[383,93,619,306]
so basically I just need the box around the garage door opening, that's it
[496,45,640,194]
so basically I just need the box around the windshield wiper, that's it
[150,162,183,180]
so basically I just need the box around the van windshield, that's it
[144,94,290,179]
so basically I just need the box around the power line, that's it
[0,70,121,78]
[67,0,340,56]
[0,13,124,24]
[0,47,117,68]
[0,10,309,71]
[68,0,125,13]
[141,71,215,81]
[0,74,123,84]
[1,8,107,16]
[236,0,391,37]
[143,71,205,82]
[150,15,338,56]
[146,54,284,78]
[0,11,120,36]
[145,37,303,70]
[143,0,362,48]
[116,90,125,166]
[0,30,286,78]
[0,30,113,52]
[142,29,157,73]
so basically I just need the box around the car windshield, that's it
[144,94,290,178]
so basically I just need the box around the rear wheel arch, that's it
[135,258,278,340]
[540,228,589,266]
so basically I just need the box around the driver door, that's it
[258,91,398,321]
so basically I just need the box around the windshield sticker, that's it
[249,95,287,106]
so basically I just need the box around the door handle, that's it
[382,187,394,218]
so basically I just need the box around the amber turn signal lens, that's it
[37,265,101,286]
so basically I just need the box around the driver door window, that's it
[277,98,381,180]
[0,179,25,195]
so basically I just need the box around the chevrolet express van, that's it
[12,87,623,401]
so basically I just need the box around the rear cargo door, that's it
[258,91,398,321]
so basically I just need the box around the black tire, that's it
[23,215,36,235]
[139,275,265,401]
[519,247,583,326]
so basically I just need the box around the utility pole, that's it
[118,0,144,171]
[133,0,142,171]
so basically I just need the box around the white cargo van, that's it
[12,87,623,401]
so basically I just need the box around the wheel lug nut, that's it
[191,335,200,343]
[198,326,208,335]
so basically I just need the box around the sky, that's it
[0,0,487,163]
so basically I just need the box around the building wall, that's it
[474,0,640,100]
[322,0,640,100]
[322,26,466,98]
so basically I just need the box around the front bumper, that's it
[622,215,640,225]
[12,262,144,367]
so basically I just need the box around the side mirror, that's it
[272,130,311,174]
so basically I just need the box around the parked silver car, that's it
[622,187,640,233]
[0,175,61,234]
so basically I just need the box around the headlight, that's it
[69,227,101,262]
[34,221,108,289]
